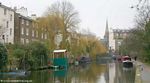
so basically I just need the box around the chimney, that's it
[31,14,37,20]
[16,7,28,16]
[14,6,17,11]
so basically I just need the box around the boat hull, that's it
[123,61,133,68]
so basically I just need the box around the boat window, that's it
[54,52,64,58]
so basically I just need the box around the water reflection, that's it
[108,63,116,83]
[0,61,136,83]
[114,63,136,83]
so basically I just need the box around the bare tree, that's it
[46,1,79,31]
[123,0,150,60]
[45,1,80,48]
[131,0,149,10]
[135,5,150,29]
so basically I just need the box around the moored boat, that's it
[122,56,133,68]
[123,60,133,68]
[52,49,68,69]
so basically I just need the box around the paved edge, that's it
[135,62,142,83]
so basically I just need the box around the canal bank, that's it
[135,61,150,83]
[135,62,142,83]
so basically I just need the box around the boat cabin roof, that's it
[53,49,67,53]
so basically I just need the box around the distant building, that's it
[103,20,129,54]
[0,3,15,44]
[112,29,129,53]
[109,28,116,51]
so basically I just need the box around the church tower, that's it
[104,19,109,50]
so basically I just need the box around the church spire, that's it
[104,19,109,38]
[104,19,109,49]
[105,19,108,35]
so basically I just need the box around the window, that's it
[10,28,12,35]
[32,23,35,28]
[45,34,47,39]
[6,35,8,43]
[113,33,117,39]
[41,33,43,39]
[26,21,29,26]
[32,30,35,37]
[36,31,38,37]
[116,34,118,38]
[2,35,5,39]
[21,27,24,35]
[26,28,29,36]
[26,39,29,44]
[123,34,127,37]
[6,21,9,28]
[10,14,12,21]
[21,38,24,44]
[21,19,24,24]
[120,34,123,38]
[4,8,7,15]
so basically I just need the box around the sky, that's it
[0,0,138,38]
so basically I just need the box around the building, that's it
[14,13,32,44]
[0,3,48,44]
[14,13,49,44]
[0,3,15,44]
[104,20,129,54]
[108,28,116,51]
[112,29,129,53]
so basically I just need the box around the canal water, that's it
[0,61,136,83]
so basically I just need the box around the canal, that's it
[0,60,136,83]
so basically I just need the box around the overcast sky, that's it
[0,0,138,38]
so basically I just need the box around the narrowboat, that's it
[122,56,133,68]
[52,49,68,69]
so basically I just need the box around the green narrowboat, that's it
[52,49,68,69]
